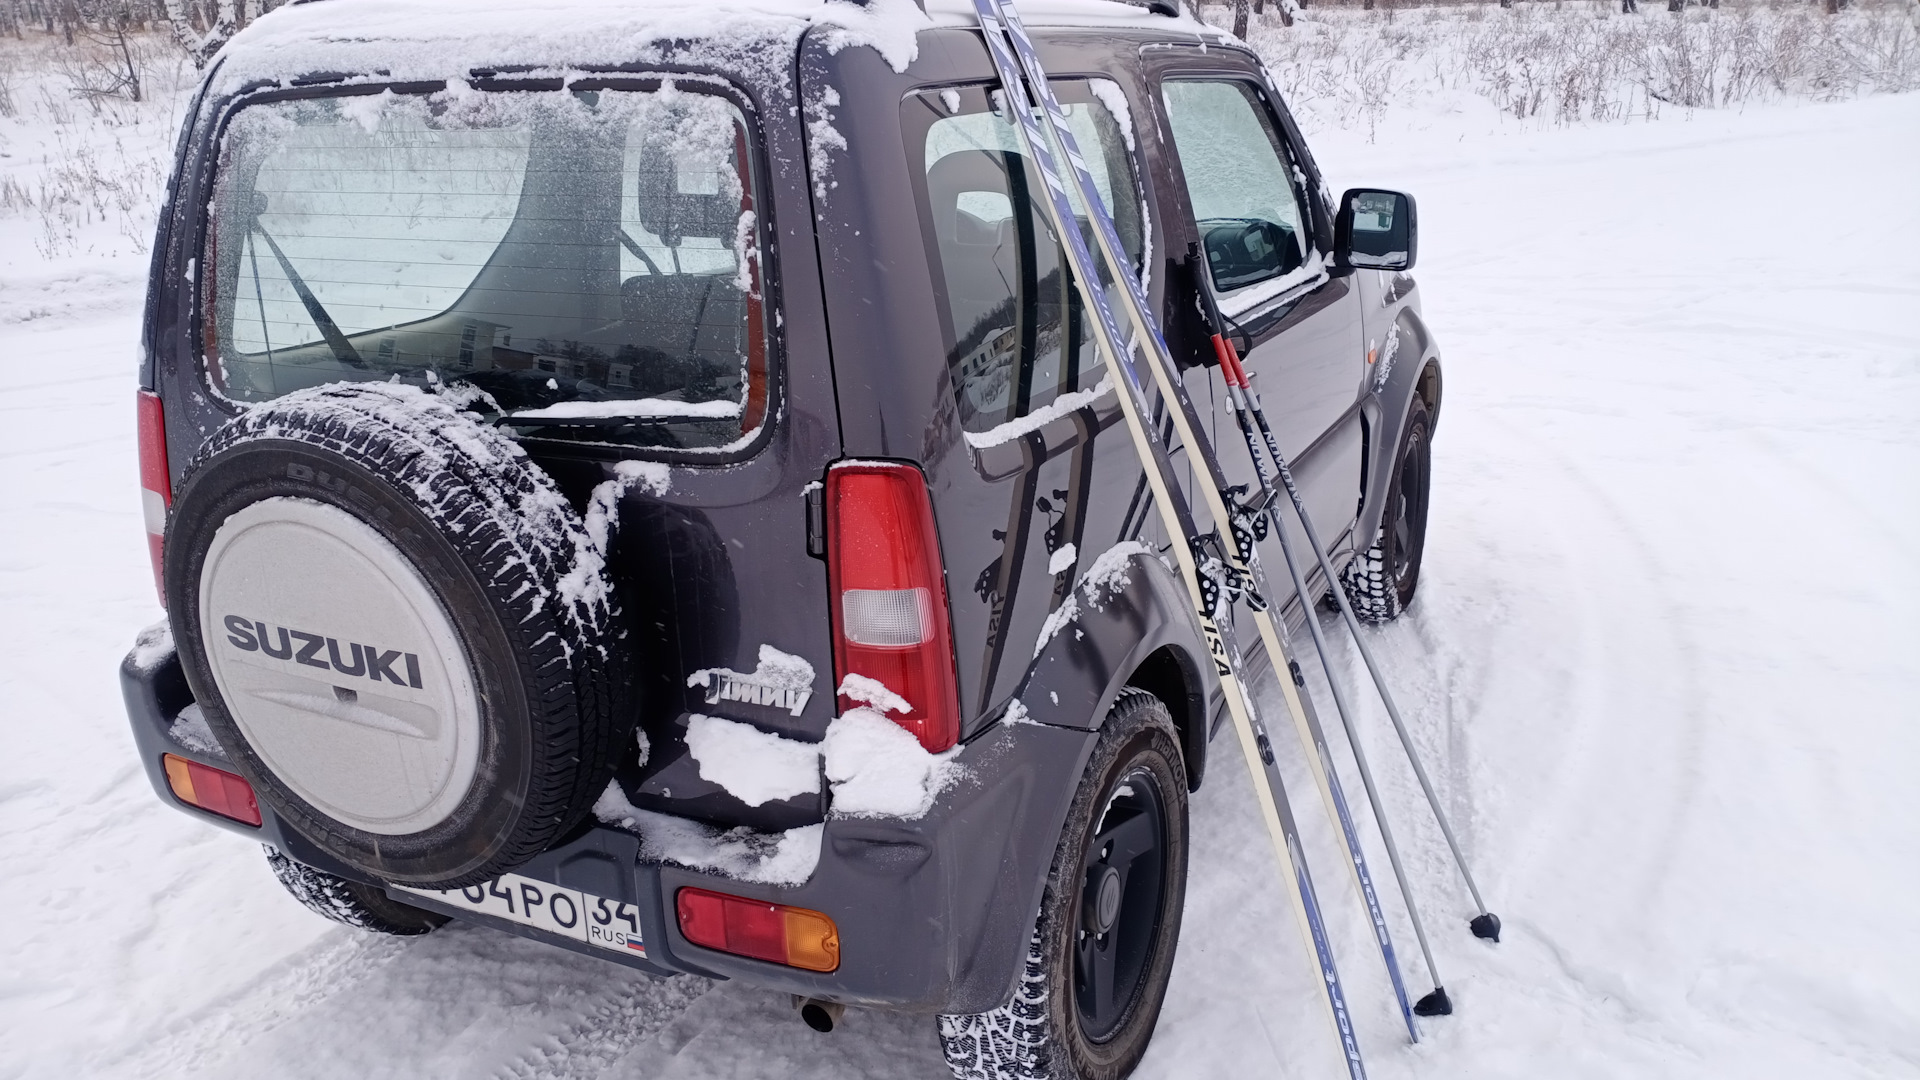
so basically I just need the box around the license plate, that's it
[396,872,645,956]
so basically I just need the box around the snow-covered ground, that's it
[2,42,1916,1080]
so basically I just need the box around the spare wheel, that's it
[164,383,632,888]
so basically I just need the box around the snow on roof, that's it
[920,0,1216,35]
[210,0,930,96]
[208,0,1220,98]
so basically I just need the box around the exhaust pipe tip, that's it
[795,996,846,1033]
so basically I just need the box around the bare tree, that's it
[56,1,153,101]
[162,0,274,67]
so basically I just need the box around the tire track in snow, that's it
[1475,410,1709,920]
[106,931,418,1079]
[119,925,720,1080]
[496,974,716,1080]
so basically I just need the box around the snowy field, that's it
[2,24,1918,1080]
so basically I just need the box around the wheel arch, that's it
[1357,303,1442,551]
[1124,645,1208,792]
[1015,547,1218,791]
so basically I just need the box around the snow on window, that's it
[1088,78,1135,153]
[1162,79,1312,306]
[207,81,771,453]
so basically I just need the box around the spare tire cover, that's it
[165,383,632,887]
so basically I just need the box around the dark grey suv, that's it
[121,2,1443,1077]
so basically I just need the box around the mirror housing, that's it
[1333,188,1417,273]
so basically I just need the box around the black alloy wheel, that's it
[1340,395,1433,623]
[1074,765,1169,1042]
[936,688,1188,1080]
[1387,402,1432,595]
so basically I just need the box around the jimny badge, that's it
[686,644,816,718]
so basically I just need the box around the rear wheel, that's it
[1341,396,1432,623]
[937,689,1188,1080]
[265,847,448,936]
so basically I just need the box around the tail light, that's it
[825,462,960,752]
[137,390,171,607]
[162,754,262,826]
[676,887,839,972]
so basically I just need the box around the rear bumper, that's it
[122,637,1093,1014]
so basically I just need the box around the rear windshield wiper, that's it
[253,225,367,368]
[616,228,663,276]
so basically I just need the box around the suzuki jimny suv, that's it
[121,2,1443,1077]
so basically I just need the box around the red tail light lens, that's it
[137,390,171,607]
[676,887,840,972]
[825,462,960,752]
[162,754,262,827]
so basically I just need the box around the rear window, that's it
[204,82,770,453]
[902,81,1143,438]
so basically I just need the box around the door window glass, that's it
[903,82,1142,436]
[1161,80,1308,302]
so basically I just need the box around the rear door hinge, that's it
[804,482,826,559]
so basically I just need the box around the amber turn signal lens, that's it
[676,887,839,973]
[163,754,262,827]
[782,906,841,973]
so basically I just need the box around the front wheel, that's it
[1341,395,1432,623]
[937,689,1189,1080]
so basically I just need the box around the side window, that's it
[1160,80,1309,304]
[903,80,1142,437]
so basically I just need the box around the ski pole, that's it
[988,0,1433,1047]
[1198,274,1450,1016]
[1214,298,1501,945]
[974,3,1372,1073]
[991,0,1468,1046]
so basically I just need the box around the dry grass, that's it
[0,4,1913,259]
[0,29,191,259]
[1247,0,1920,134]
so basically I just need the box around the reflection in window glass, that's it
[1162,80,1307,297]
[209,86,769,452]
[906,83,1142,435]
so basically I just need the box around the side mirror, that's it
[1334,188,1417,273]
